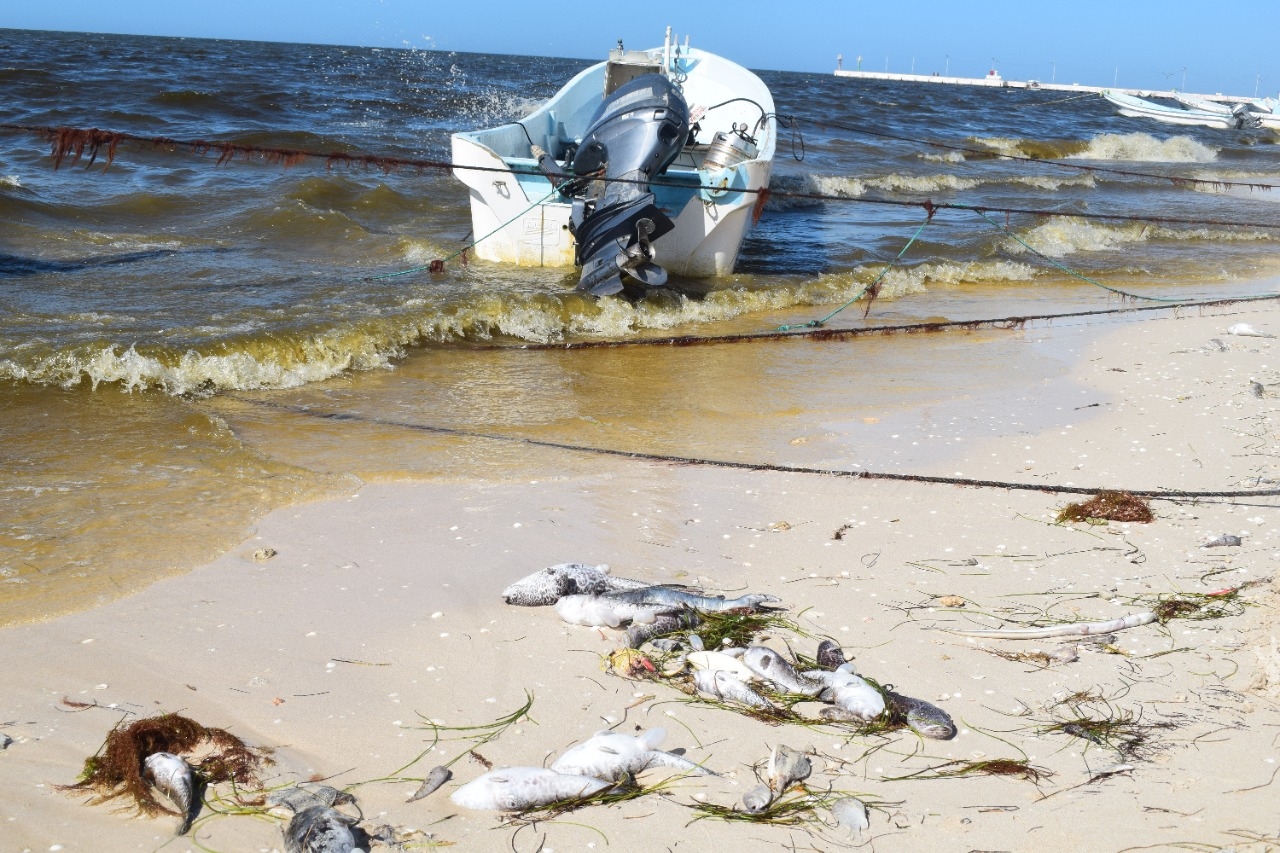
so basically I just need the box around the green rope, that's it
[973,208,1193,304]
[778,211,934,330]
[365,187,561,281]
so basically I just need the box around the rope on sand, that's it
[237,398,1280,502]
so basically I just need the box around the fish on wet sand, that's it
[143,752,198,836]
[284,805,361,853]
[407,766,452,802]
[449,767,611,811]
[550,727,713,782]
[886,691,956,740]
[743,646,824,696]
[501,563,648,606]
[693,669,774,711]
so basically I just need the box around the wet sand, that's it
[3,305,1280,852]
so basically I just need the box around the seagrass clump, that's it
[61,712,270,818]
[1056,491,1154,524]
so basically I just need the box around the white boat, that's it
[1102,90,1241,128]
[1171,92,1234,114]
[451,28,775,295]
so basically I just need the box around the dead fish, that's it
[555,594,669,628]
[943,610,1158,639]
[742,783,774,813]
[693,669,773,710]
[143,752,198,835]
[815,639,848,670]
[831,796,870,835]
[886,691,956,740]
[626,611,701,648]
[284,805,360,853]
[817,705,861,723]
[688,650,759,682]
[1203,338,1229,352]
[550,727,713,782]
[1048,644,1080,664]
[743,646,823,696]
[804,669,885,719]
[1203,534,1243,548]
[0,733,11,750]
[769,744,811,791]
[268,783,357,813]
[1062,723,1105,746]
[1228,322,1274,338]
[449,767,610,811]
[602,586,780,613]
[1251,381,1267,398]
[407,766,452,802]
[500,563,648,606]
[599,584,778,612]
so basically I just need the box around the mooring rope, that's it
[477,291,1280,350]
[971,208,1198,304]
[5,123,1280,233]
[777,208,935,330]
[238,398,1280,502]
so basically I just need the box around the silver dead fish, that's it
[500,563,649,606]
[284,805,361,853]
[743,646,823,696]
[886,691,956,740]
[143,752,198,836]
[407,766,452,802]
[693,669,774,710]
[604,586,779,612]
[1202,534,1243,548]
[554,594,670,627]
[550,727,713,782]
[449,767,611,811]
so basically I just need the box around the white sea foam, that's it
[1068,132,1218,163]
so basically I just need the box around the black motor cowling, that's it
[568,73,690,296]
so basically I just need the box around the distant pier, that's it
[832,68,1254,105]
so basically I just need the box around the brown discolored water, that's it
[3,28,1280,625]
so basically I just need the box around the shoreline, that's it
[3,305,1280,851]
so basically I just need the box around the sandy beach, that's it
[4,304,1280,853]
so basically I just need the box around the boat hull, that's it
[450,41,774,280]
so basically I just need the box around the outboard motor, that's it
[1232,102,1262,129]
[568,74,690,296]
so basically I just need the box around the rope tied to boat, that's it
[777,204,936,331]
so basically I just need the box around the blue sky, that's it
[9,1,1279,97]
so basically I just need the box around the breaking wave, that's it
[1004,216,1273,259]
[802,170,1094,198]
[975,132,1218,163]
[0,257,1052,395]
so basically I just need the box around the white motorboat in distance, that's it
[1102,90,1258,129]
[451,28,775,296]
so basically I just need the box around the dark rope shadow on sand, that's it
[0,246,236,278]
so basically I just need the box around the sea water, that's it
[2,28,1279,624]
